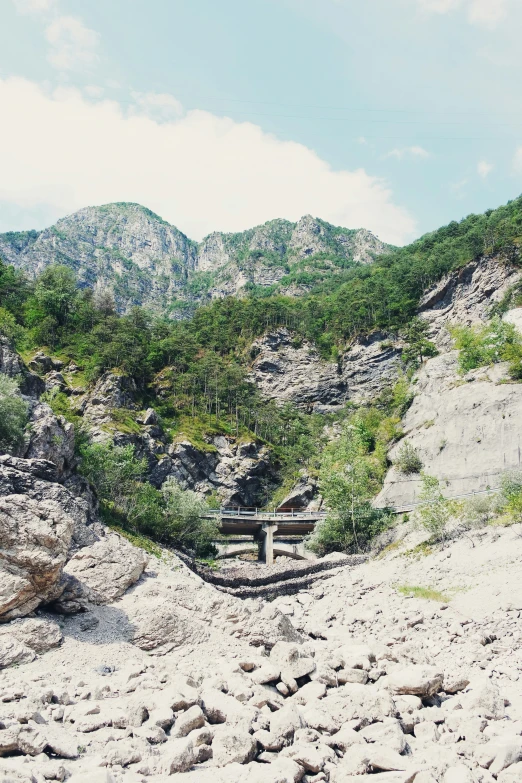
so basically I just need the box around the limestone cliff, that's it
[376,255,522,509]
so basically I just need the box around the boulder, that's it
[386,666,444,698]
[0,636,35,669]
[62,533,148,605]
[360,718,407,754]
[161,737,196,774]
[171,705,205,738]
[212,728,257,766]
[0,617,62,653]
[464,680,505,720]
[498,762,522,782]
[270,641,316,680]
[0,494,74,621]
[130,593,208,652]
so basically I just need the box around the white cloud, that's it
[131,92,184,121]
[385,146,431,160]
[85,85,105,98]
[467,0,508,27]
[45,16,100,70]
[450,178,468,198]
[417,0,509,27]
[12,0,56,14]
[477,159,494,178]
[418,0,460,11]
[0,77,416,245]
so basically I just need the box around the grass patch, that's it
[395,584,450,602]
[107,408,142,435]
[166,413,259,453]
[376,540,403,559]
[402,540,434,559]
[197,557,221,570]
[106,523,163,559]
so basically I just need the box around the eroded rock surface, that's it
[0,492,73,621]
[419,255,521,349]
[375,348,522,509]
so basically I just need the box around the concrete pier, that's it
[257,522,278,566]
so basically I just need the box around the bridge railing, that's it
[206,506,328,518]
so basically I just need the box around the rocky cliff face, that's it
[0,204,391,311]
[375,349,522,508]
[250,329,402,411]
[375,255,522,509]
[418,254,521,349]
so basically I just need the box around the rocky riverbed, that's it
[1,518,522,782]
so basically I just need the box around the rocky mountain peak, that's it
[0,203,391,310]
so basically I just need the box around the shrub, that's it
[162,478,219,557]
[0,374,28,454]
[400,317,438,368]
[458,493,498,529]
[451,317,522,377]
[499,470,522,520]
[395,442,423,475]
[308,504,392,556]
[415,473,457,542]
[79,440,218,555]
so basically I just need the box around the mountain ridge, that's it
[0,202,392,313]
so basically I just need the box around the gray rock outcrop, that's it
[0,491,74,621]
[250,329,347,410]
[250,328,402,410]
[0,455,98,549]
[375,347,522,509]
[419,254,521,349]
[24,401,76,478]
[0,337,43,397]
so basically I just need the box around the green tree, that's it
[401,317,438,367]
[0,374,28,453]
[33,265,78,326]
[161,478,218,556]
[416,473,456,541]
[308,409,394,555]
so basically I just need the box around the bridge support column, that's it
[257,522,278,566]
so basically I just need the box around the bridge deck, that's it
[204,508,325,537]
[217,519,317,535]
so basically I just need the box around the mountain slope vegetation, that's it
[1,194,522,552]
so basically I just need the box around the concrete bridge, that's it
[204,507,326,566]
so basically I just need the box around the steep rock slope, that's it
[376,255,522,509]
[375,350,522,508]
[0,204,390,311]
[419,254,521,349]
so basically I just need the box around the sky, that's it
[1,0,522,246]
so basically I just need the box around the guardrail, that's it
[206,507,328,518]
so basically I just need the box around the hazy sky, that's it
[1,0,522,245]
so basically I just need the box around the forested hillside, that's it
[1,194,522,554]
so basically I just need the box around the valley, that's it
[1,196,522,781]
